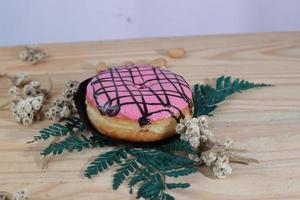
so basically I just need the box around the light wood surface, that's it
[1,32,300,200]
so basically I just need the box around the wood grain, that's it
[1,32,300,200]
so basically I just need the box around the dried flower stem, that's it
[176,116,259,178]
[228,154,259,164]
[0,100,11,110]
[202,144,258,165]
[45,73,53,98]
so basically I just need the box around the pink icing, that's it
[86,64,192,125]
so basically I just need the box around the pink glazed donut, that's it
[86,64,193,142]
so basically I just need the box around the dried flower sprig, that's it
[1,72,30,109]
[176,116,258,178]
[44,80,79,122]
[176,116,216,150]
[4,72,53,126]
[10,96,44,126]
[8,72,29,86]
[19,45,47,65]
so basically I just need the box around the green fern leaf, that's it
[136,173,164,199]
[165,167,198,177]
[41,134,92,156]
[28,117,86,143]
[128,166,154,189]
[166,182,190,190]
[84,148,128,178]
[159,192,175,200]
[113,158,139,190]
[194,76,271,116]
[38,123,69,141]
[159,136,198,155]
[125,148,197,199]
[89,130,120,147]
[128,148,195,172]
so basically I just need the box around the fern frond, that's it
[136,173,189,200]
[166,183,190,190]
[136,173,164,199]
[84,147,128,178]
[41,134,92,156]
[28,117,86,143]
[159,136,198,155]
[113,158,139,190]
[64,117,86,132]
[194,76,271,116]
[165,167,198,177]
[125,148,197,200]
[127,148,195,172]
[159,192,175,200]
[128,166,155,188]
[89,130,120,147]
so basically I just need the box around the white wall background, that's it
[1,0,300,46]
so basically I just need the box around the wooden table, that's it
[0,32,300,200]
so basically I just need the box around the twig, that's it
[229,154,259,164]
[0,100,12,110]
[46,73,53,98]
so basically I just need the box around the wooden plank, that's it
[0,32,300,200]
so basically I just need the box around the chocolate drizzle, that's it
[90,65,192,126]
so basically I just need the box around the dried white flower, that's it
[185,117,198,127]
[188,153,201,162]
[189,136,200,149]
[197,115,209,128]
[176,116,212,149]
[186,125,200,138]
[44,80,79,122]
[176,116,256,179]
[30,80,40,88]
[60,105,71,118]
[201,150,232,178]
[66,80,79,89]
[23,81,48,97]
[19,45,47,65]
[14,72,29,86]
[201,151,217,167]
[9,86,21,99]
[10,96,44,126]
[4,72,29,87]
[222,137,233,148]
[212,155,232,178]
[179,133,189,141]
[31,96,44,111]
[200,128,216,144]
[12,189,29,200]
[45,105,62,122]
[6,72,53,126]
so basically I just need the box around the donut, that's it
[85,64,193,142]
